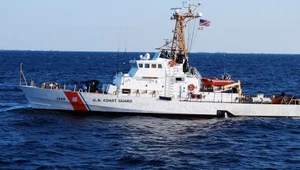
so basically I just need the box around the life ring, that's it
[188,84,195,91]
[152,90,156,98]
[168,60,175,67]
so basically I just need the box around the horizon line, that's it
[0,49,299,55]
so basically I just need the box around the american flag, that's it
[199,19,211,30]
[200,19,211,26]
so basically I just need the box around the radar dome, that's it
[145,53,150,60]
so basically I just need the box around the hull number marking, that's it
[57,97,66,101]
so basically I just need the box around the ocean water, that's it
[1,51,300,169]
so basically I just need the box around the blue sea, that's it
[1,50,300,169]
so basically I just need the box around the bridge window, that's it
[151,64,156,68]
[138,63,143,68]
[158,64,162,68]
[145,64,150,68]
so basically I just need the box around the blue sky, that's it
[0,0,299,54]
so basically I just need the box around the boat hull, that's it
[21,86,300,118]
[201,77,234,87]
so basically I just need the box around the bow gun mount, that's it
[158,1,202,73]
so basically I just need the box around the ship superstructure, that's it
[103,2,241,102]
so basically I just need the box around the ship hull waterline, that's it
[21,86,300,118]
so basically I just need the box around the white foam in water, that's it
[0,103,31,112]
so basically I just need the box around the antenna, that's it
[182,1,189,8]
[170,0,185,11]
[170,7,183,10]
[116,26,122,74]
[124,25,128,53]
[171,1,201,11]
[20,63,28,86]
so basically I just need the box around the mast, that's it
[170,2,202,72]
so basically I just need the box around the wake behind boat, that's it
[20,2,300,118]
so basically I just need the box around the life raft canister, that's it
[188,84,195,91]
[168,60,175,67]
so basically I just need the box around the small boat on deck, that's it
[201,74,234,87]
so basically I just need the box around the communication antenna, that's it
[183,0,201,8]
[116,26,122,74]
[20,63,28,86]
[124,25,128,53]
[170,7,183,11]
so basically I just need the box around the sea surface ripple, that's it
[1,51,300,169]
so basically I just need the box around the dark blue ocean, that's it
[1,51,300,169]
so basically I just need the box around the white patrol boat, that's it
[20,2,300,118]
